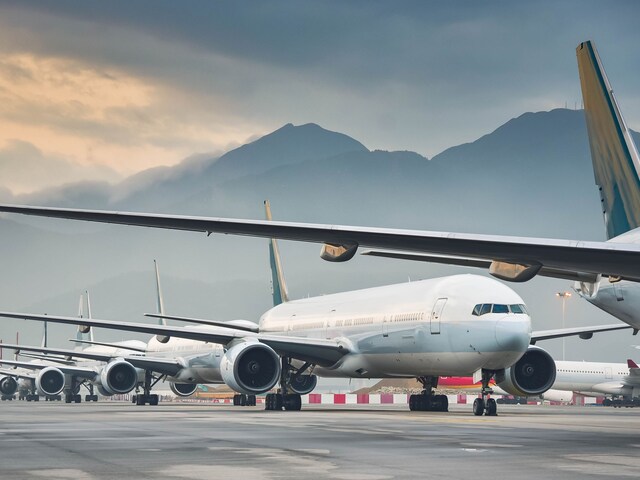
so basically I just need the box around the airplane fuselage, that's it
[260,274,532,378]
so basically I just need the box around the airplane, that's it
[0,204,630,416]
[438,358,640,407]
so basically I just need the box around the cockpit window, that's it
[509,304,527,314]
[492,304,509,314]
[472,303,528,316]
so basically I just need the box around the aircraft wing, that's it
[123,356,185,377]
[0,311,350,367]
[144,313,259,333]
[0,342,114,362]
[2,205,640,281]
[530,324,633,343]
[361,250,601,282]
[0,368,34,380]
[0,359,97,379]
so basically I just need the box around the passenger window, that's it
[480,304,492,315]
[492,304,509,314]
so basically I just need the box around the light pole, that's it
[556,291,572,360]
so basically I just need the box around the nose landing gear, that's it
[473,370,498,416]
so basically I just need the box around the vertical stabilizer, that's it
[577,41,640,239]
[41,321,48,348]
[264,200,289,306]
[86,291,94,342]
[154,260,171,343]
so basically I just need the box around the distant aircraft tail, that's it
[577,40,640,239]
[154,260,171,343]
[74,292,94,347]
[264,200,289,306]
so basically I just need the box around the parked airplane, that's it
[0,209,629,415]
[439,358,640,407]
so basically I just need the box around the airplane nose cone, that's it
[495,316,531,352]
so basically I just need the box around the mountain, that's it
[0,109,631,361]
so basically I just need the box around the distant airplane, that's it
[440,358,640,407]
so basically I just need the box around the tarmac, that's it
[0,401,638,479]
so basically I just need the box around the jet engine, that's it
[220,341,281,395]
[0,376,18,396]
[36,367,65,396]
[170,382,198,397]
[495,346,556,396]
[287,374,318,395]
[99,360,138,395]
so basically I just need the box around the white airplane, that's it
[0,209,629,415]
[441,358,640,406]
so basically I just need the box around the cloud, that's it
[0,0,639,164]
[0,139,121,194]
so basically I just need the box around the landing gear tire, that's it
[473,398,485,416]
[265,393,284,411]
[486,398,497,416]
[85,395,98,402]
[409,393,448,412]
[283,393,302,411]
[74,394,82,404]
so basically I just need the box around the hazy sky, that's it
[1,1,640,192]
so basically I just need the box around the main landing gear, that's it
[133,370,162,406]
[84,384,98,402]
[473,370,497,416]
[233,394,256,406]
[65,378,82,403]
[409,376,449,412]
[264,356,303,411]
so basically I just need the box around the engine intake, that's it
[170,382,198,397]
[496,346,556,396]
[99,360,138,395]
[0,376,18,395]
[36,367,65,396]
[288,374,318,395]
[221,342,281,395]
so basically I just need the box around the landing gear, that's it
[264,356,303,411]
[45,395,62,401]
[26,394,39,402]
[84,384,98,402]
[233,394,256,406]
[134,370,163,406]
[65,394,81,403]
[1,394,15,401]
[473,370,498,416]
[409,376,449,412]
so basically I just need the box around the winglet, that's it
[628,359,639,369]
[265,200,289,306]
[577,40,640,239]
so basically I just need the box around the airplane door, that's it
[382,316,389,337]
[605,367,612,379]
[430,298,447,334]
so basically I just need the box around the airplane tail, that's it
[74,292,94,347]
[154,260,171,343]
[264,200,289,306]
[577,41,640,239]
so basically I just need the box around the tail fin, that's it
[75,292,93,346]
[628,358,639,369]
[40,321,48,348]
[577,41,640,239]
[264,200,289,306]
[154,260,171,344]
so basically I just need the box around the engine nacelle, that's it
[540,388,573,403]
[496,346,556,396]
[170,382,198,397]
[288,374,318,395]
[0,376,18,395]
[99,360,138,395]
[220,342,281,395]
[36,367,65,396]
